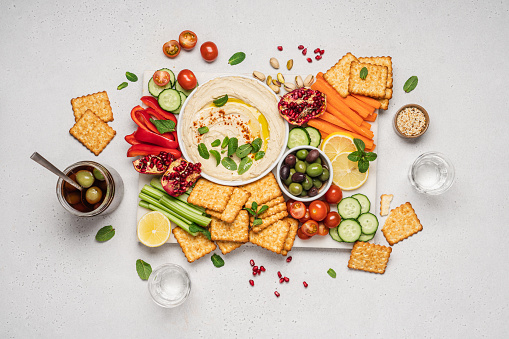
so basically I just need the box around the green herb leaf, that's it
[221,136,229,149]
[236,144,253,159]
[210,150,221,166]
[245,207,256,216]
[150,118,176,134]
[228,137,238,156]
[251,201,258,212]
[95,225,115,242]
[198,143,209,159]
[358,158,369,173]
[117,82,128,90]
[198,126,209,135]
[253,218,263,226]
[360,67,368,80]
[403,76,418,93]
[238,157,253,175]
[228,52,246,66]
[221,150,226,154]
[251,138,263,153]
[254,151,265,161]
[347,152,362,162]
[136,259,152,280]
[126,72,138,82]
[365,152,377,161]
[211,139,221,147]
[327,268,336,278]
[257,205,268,215]
[221,157,237,171]
[353,138,366,152]
[211,254,225,268]
[189,224,211,240]
[213,94,228,107]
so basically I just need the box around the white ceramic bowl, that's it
[176,75,289,186]
[276,146,333,202]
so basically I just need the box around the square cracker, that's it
[210,210,249,243]
[358,56,393,88]
[249,219,290,254]
[251,210,288,233]
[219,187,251,223]
[71,91,113,122]
[348,62,388,99]
[242,172,282,209]
[378,99,389,110]
[380,194,394,216]
[281,217,299,256]
[173,227,217,263]
[188,179,234,212]
[69,109,116,156]
[382,202,423,245]
[216,241,243,255]
[264,196,285,208]
[324,52,359,97]
[348,241,392,274]
[258,202,287,219]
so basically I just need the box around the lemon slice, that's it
[331,152,369,190]
[320,132,357,162]
[137,211,171,247]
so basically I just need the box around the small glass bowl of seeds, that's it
[394,104,429,139]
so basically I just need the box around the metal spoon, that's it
[30,152,83,191]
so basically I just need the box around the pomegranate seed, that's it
[302,48,307,55]
[284,277,289,282]
[250,260,255,266]
[257,270,261,275]
[298,45,304,50]
[260,266,266,272]
[277,271,282,278]
[286,256,292,263]
[314,48,320,53]
[274,291,280,297]
[307,58,312,63]
[252,271,257,276]
[315,55,322,60]
[253,266,258,271]
[303,281,308,288]
[249,280,254,286]
[277,46,283,51]
[320,49,325,55]
[279,278,284,283]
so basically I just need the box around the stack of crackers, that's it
[324,52,393,110]
[69,91,116,155]
[171,173,299,263]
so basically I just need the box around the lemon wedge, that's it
[137,211,171,247]
[331,152,369,190]
[320,132,357,162]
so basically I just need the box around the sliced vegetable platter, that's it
[136,71,380,249]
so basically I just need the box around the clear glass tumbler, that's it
[148,264,191,308]
[408,152,455,195]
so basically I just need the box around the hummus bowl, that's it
[177,75,289,186]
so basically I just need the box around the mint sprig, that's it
[150,118,175,134]
[245,202,268,227]
[348,138,377,173]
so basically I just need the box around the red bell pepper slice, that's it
[145,107,166,120]
[124,132,142,145]
[130,106,175,140]
[138,110,160,134]
[127,144,182,158]
[134,127,179,149]
[141,96,178,125]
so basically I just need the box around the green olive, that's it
[319,168,330,181]
[283,169,295,186]
[93,168,105,181]
[76,170,95,188]
[85,186,103,205]
[288,183,303,196]
[295,161,307,173]
[312,178,322,188]
[65,191,81,205]
[302,175,313,190]
[306,163,323,177]
[300,189,308,197]
[296,149,309,160]
[314,157,322,165]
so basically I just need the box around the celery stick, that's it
[159,196,211,227]
[142,185,207,221]
[139,201,195,236]
[148,180,206,214]
[139,193,194,225]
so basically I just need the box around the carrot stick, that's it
[351,94,381,109]
[364,112,377,122]
[307,119,374,150]
[366,144,376,152]
[342,95,372,118]
[320,112,351,130]
[361,121,372,130]
[326,105,374,139]
[351,96,376,115]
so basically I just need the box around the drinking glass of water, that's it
[408,152,455,195]
[148,263,191,308]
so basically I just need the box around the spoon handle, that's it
[30,152,82,191]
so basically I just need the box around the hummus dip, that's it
[181,76,285,182]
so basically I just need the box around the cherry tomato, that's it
[324,211,341,228]
[325,201,330,213]
[308,200,328,221]
[286,199,295,213]
[179,30,197,50]
[297,228,310,240]
[163,40,181,58]
[325,184,343,204]
[177,69,197,90]
[200,41,218,62]
[301,220,318,237]
[153,70,170,87]
[289,201,306,219]
[299,209,311,223]
[317,223,329,236]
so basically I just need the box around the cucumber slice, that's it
[157,89,181,112]
[148,69,176,97]
[358,232,375,242]
[305,126,321,148]
[329,226,343,242]
[357,212,378,235]
[352,194,370,214]
[337,197,362,219]
[337,219,362,243]
[175,81,197,97]
[171,91,188,114]
[287,127,310,149]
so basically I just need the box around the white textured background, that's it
[1,0,508,338]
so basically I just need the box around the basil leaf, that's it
[190,224,211,240]
[327,268,336,278]
[136,259,152,280]
[257,205,268,215]
[238,157,253,175]
[198,143,209,159]
[254,151,265,161]
[348,152,362,162]
[221,157,237,171]
[213,94,228,107]
[228,137,238,156]
[221,150,226,154]
[126,72,138,82]
[353,138,365,152]
[95,225,115,242]
[228,52,246,66]
[360,67,368,80]
[211,254,224,268]
[251,201,258,212]
[150,118,176,134]
[358,158,369,173]
[211,139,221,147]
[365,152,377,161]
[221,136,229,149]
[251,138,263,153]
[253,218,263,226]
[210,150,221,166]
[198,126,209,134]
[403,76,418,93]
[117,82,128,90]
[236,144,253,159]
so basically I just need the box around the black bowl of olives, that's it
[276,146,333,202]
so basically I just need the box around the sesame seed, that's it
[396,107,426,136]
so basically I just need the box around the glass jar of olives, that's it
[56,161,124,217]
